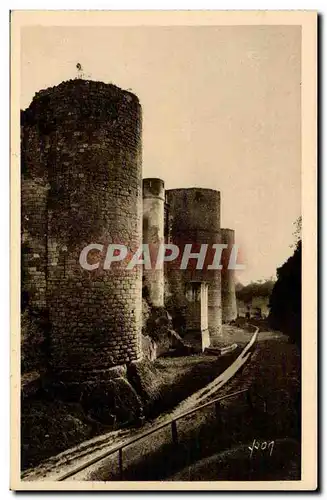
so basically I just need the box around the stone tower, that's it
[221,228,238,322]
[165,188,222,345]
[142,178,165,307]
[21,79,143,383]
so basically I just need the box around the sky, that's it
[20,25,301,284]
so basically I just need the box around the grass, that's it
[95,335,301,481]
[147,349,242,417]
[21,345,242,471]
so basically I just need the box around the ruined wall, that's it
[221,228,237,322]
[21,79,143,381]
[165,188,222,344]
[142,178,165,307]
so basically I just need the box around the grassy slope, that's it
[117,334,301,481]
[21,349,241,471]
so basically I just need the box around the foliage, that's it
[292,216,302,247]
[21,310,47,374]
[268,240,301,346]
[236,279,275,304]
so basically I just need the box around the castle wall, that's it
[165,188,222,344]
[221,228,237,322]
[21,80,143,381]
[142,178,165,307]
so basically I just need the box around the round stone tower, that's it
[221,228,237,322]
[142,178,165,307]
[21,79,143,382]
[21,111,49,314]
[165,188,222,344]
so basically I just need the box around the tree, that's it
[236,279,275,304]
[269,219,302,346]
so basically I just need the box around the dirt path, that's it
[22,329,259,482]
[78,331,299,482]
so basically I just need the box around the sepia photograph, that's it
[10,10,317,491]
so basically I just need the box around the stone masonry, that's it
[221,228,238,322]
[21,79,143,382]
[165,188,222,345]
[21,79,238,378]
